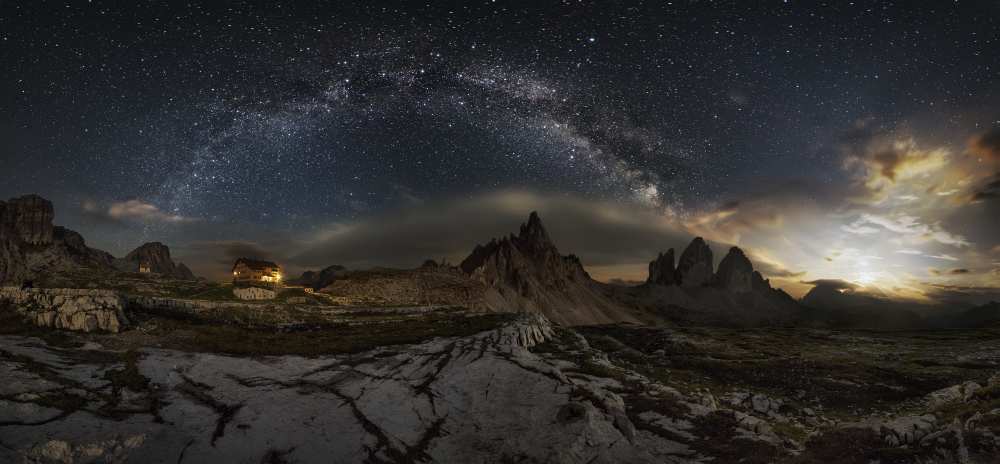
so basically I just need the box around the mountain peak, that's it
[647,248,676,285]
[518,211,551,246]
[116,241,195,279]
[676,237,714,287]
[716,246,754,293]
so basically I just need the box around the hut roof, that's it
[232,258,280,272]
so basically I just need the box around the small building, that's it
[138,262,152,273]
[232,258,282,286]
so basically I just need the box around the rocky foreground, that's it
[2,311,1000,463]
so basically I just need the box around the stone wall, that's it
[232,286,276,300]
[0,287,128,332]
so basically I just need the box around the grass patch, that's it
[124,311,516,357]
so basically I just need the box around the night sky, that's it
[2,1,999,302]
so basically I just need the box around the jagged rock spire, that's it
[676,237,713,287]
[647,248,676,285]
[716,246,754,293]
[516,211,552,251]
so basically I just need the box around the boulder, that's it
[715,247,754,293]
[646,249,676,286]
[675,237,713,287]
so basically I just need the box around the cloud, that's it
[842,136,950,202]
[928,254,960,261]
[850,213,970,248]
[82,199,198,224]
[971,173,1000,202]
[842,223,880,235]
[682,180,841,245]
[922,283,1000,307]
[929,268,970,276]
[801,279,859,291]
[971,126,1000,162]
[896,249,923,255]
[289,190,692,271]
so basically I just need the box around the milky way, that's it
[2,1,999,294]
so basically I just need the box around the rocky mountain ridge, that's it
[460,212,647,325]
[646,239,774,293]
[113,241,195,280]
[0,194,197,284]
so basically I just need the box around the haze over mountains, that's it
[2,193,998,329]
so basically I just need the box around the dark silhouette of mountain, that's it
[289,264,348,290]
[612,239,805,327]
[460,212,646,325]
[114,242,196,279]
[949,301,1000,328]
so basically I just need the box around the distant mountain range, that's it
[4,194,997,329]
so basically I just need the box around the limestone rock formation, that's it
[461,212,591,292]
[675,237,713,287]
[715,247,754,293]
[114,242,196,280]
[0,287,129,332]
[461,212,640,325]
[646,248,676,285]
[0,227,27,284]
[0,194,54,245]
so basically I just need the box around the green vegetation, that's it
[574,325,1000,420]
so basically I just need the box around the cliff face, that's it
[637,240,803,326]
[675,237,714,287]
[0,195,55,245]
[0,194,195,284]
[715,247,754,293]
[0,226,27,285]
[646,249,675,286]
[0,195,57,283]
[460,212,640,326]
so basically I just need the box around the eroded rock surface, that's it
[0,287,128,332]
[2,318,1000,463]
[0,315,655,463]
